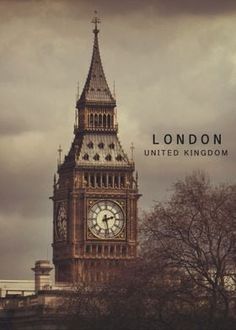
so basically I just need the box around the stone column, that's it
[100,174,102,187]
[118,174,121,188]
[112,175,115,188]
[106,174,109,187]
[31,260,53,292]
[88,173,91,187]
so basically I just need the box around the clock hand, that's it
[102,214,113,222]
[102,214,108,222]
[105,216,114,221]
[102,215,112,232]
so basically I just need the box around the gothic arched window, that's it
[108,175,112,187]
[87,141,94,149]
[94,114,98,127]
[105,154,112,161]
[107,114,111,128]
[83,153,89,160]
[91,175,95,187]
[109,142,115,149]
[102,175,106,187]
[94,154,100,161]
[116,154,122,161]
[89,114,93,127]
[96,174,101,187]
[99,114,102,126]
[103,114,107,128]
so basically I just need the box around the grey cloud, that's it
[71,0,236,16]
[2,0,236,23]
[0,212,51,279]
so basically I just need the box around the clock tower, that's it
[52,15,141,283]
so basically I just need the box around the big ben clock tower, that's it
[52,14,141,283]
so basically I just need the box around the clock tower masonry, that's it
[52,14,141,284]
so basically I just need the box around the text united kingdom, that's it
[144,133,228,157]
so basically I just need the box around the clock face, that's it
[56,204,67,240]
[88,200,125,239]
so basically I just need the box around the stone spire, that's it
[77,12,115,107]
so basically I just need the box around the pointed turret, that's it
[77,13,115,107]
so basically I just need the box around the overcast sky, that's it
[0,0,235,279]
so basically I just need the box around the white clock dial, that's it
[56,204,67,240]
[88,201,125,239]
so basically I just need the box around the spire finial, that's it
[91,10,101,35]
[57,145,62,166]
[130,142,135,162]
[76,80,80,101]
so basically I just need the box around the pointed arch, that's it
[94,114,98,127]
[83,153,89,161]
[103,114,107,128]
[111,115,114,128]
[107,114,111,128]
[94,154,100,161]
[89,114,94,127]
[105,154,112,161]
[99,114,102,126]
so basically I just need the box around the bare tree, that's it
[142,171,236,328]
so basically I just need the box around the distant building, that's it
[0,260,73,329]
[0,280,34,298]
